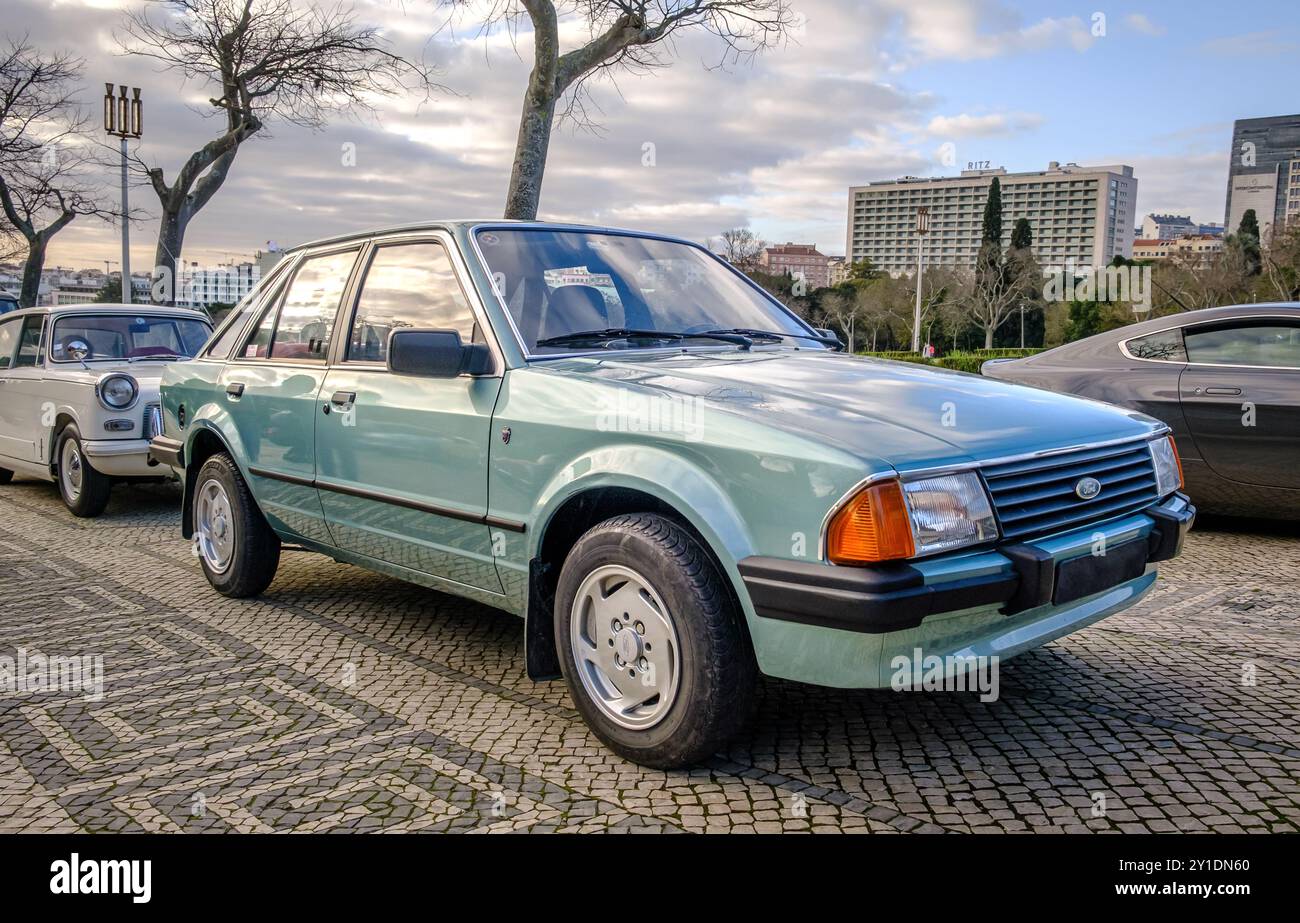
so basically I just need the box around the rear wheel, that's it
[193,452,281,597]
[555,513,757,769]
[0,468,12,485]
[56,426,112,517]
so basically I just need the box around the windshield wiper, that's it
[127,353,188,363]
[535,327,753,349]
[701,327,841,347]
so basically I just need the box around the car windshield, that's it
[473,228,824,354]
[51,313,212,362]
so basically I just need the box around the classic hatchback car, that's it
[149,222,1194,768]
[983,304,1300,518]
[0,304,212,516]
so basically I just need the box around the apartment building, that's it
[847,162,1137,274]
[758,242,831,289]
[177,260,260,308]
[1141,214,1197,240]
[1132,234,1224,266]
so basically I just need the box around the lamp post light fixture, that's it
[911,206,930,353]
[104,84,143,304]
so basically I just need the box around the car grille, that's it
[143,403,163,440]
[981,439,1160,542]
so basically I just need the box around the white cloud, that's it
[926,111,1044,138]
[1123,13,1166,37]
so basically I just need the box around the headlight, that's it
[97,373,138,410]
[901,472,999,557]
[825,471,998,564]
[1149,435,1183,497]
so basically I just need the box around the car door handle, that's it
[225,382,245,398]
[1204,387,1241,396]
[330,391,356,406]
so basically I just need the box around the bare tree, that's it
[0,38,115,306]
[1152,246,1251,313]
[119,0,437,302]
[1,149,118,306]
[1262,223,1300,302]
[466,1,795,220]
[969,246,1037,348]
[718,227,764,270]
[821,287,873,352]
[890,265,969,350]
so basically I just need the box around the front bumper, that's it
[82,438,165,478]
[147,435,185,470]
[739,493,1194,635]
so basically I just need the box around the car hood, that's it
[47,362,168,391]
[541,349,1163,471]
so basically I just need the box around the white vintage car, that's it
[0,304,212,516]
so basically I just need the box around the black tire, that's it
[193,452,281,597]
[555,513,757,769]
[55,425,112,518]
[0,467,12,485]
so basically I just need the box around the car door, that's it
[1179,317,1300,488]
[222,246,362,545]
[315,234,505,593]
[0,315,49,463]
[0,317,26,463]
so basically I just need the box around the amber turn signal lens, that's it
[826,480,916,564]
[1169,436,1184,489]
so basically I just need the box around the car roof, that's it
[0,303,210,321]
[286,219,700,254]
[1113,302,1300,339]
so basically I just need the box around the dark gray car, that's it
[983,304,1300,518]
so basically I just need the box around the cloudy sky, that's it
[10,0,1300,271]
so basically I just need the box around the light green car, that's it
[150,222,1194,768]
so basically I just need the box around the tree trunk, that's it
[984,327,994,349]
[20,235,45,307]
[504,93,556,221]
[152,209,186,305]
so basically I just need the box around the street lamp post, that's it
[911,206,930,353]
[104,84,142,304]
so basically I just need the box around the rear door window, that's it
[1184,322,1300,368]
[13,316,43,367]
[0,320,18,368]
[244,249,358,361]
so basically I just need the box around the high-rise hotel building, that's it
[1225,114,1300,239]
[846,162,1137,274]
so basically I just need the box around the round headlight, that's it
[98,374,138,410]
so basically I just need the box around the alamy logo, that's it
[49,853,151,903]
[595,392,705,442]
[1042,263,1152,313]
[0,649,103,701]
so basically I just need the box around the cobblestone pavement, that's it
[0,477,1296,834]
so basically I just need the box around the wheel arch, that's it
[180,424,238,539]
[523,462,757,682]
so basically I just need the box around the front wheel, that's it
[0,467,12,485]
[56,426,112,517]
[555,513,757,769]
[193,453,281,597]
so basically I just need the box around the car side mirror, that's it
[814,327,844,350]
[387,329,492,378]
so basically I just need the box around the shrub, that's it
[857,349,1042,375]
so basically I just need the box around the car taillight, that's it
[825,479,915,564]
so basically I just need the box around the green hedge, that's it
[857,349,1042,375]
